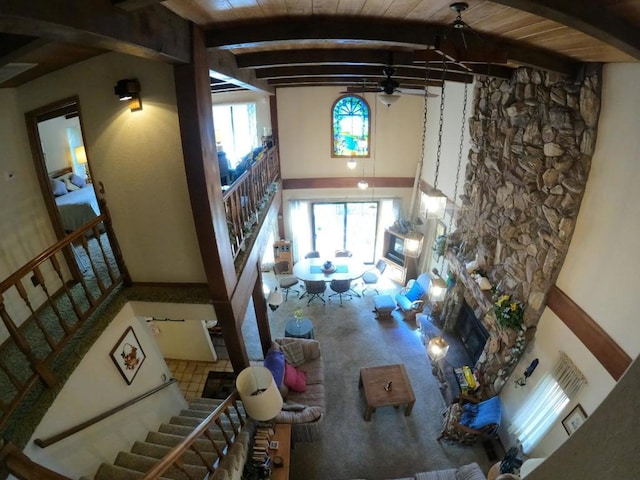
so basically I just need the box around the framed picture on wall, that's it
[110,326,146,385]
[562,404,588,435]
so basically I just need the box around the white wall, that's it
[21,302,186,479]
[130,301,218,361]
[277,87,422,259]
[12,52,206,283]
[498,63,640,459]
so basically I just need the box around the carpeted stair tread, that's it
[158,422,228,440]
[144,431,219,453]
[113,451,208,480]
[131,440,217,466]
[93,463,174,480]
[178,408,244,423]
[169,415,237,428]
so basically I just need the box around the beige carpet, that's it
[241,273,492,480]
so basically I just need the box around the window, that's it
[508,352,587,453]
[212,103,257,168]
[332,95,370,157]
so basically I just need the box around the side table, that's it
[284,318,314,339]
[269,423,291,480]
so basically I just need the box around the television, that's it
[385,233,405,265]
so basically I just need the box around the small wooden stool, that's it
[373,294,395,319]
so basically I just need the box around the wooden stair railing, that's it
[141,391,247,480]
[223,146,280,260]
[0,204,129,432]
[1,390,249,480]
[34,379,177,448]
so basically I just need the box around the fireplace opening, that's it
[454,300,490,364]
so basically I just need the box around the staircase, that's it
[94,397,250,480]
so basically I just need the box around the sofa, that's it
[352,462,486,480]
[269,337,325,442]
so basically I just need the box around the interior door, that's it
[312,202,378,263]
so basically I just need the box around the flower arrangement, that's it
[293,308,304,322]
[493,292,524,330]
[432,234,448,260]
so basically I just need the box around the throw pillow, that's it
[283,362,307,393]
[405,280,425,302]
[51,179,68,197]
[70,173,86,188]
[263,349,285,388]
[280,341,305,367]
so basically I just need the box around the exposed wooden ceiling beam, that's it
[0,0,190,63]
[267,76,439,88]
[236,49,417,69]
[492,0,640,61]
[207,49,274,94]
[112,0,165,12]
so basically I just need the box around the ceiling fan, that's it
[343,66,436,106]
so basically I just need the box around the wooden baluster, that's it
[0,355,24,392]
[32,265,71,335]
[189,444,215,472]
[231,400,246,428]
[223,409,239,437]
[79,236,106,294]
[0,295,57,388]
[61,244,97,308]
[170,459,195,480]
[14,279,57,351]
[215,418,232,447]
[203,430,225,459]
[49,253,83,322]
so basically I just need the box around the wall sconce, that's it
[114,78,142,111]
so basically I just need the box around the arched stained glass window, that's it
[332,95,370,157]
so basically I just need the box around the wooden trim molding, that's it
[283,177,413,189]
[547,286,631,381]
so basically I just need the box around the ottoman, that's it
[373,294,395,319]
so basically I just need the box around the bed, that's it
[49,170,101,233]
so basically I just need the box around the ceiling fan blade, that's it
[397,88,438,98]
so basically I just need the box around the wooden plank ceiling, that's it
[0,0,639,92]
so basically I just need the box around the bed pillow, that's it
[263,349,285,388]
[283,363,307,393]
[62,176,80,191]
[51,178,68,197]
[70,173,86,188]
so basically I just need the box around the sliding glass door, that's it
[312,202,378,263]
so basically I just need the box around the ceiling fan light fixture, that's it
[378,93,400,107]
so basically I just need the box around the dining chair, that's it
[273,260,300,301]
[329,279,353,306]
[334,249,352,258]
[361,259,387,295]
[304,280,326,305]
[304,251,321,259]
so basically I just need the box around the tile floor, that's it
[166,358,234,401]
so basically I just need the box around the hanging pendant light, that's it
[347,157,357,169]
[425,58,449,219]
[358,179,369,190]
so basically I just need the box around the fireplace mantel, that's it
[445,250,494,317]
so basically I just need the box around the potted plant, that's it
[432,234,448,260]
[492,292,524,330]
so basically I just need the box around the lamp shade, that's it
[427,337,449,361]
[378,93,400,107]
[236,366,283,421]
[267,287,283,311]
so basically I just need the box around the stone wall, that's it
[442,65,602,395]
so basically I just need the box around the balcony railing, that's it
[223,145,280,261]
[0,203,129,432]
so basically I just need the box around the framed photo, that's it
[562,404,587,435]
[110,326,146,385]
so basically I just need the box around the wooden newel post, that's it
[97,193,132,287]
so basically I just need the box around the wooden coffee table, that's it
[359,363,416,421]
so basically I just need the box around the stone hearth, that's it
[440,65,602,396]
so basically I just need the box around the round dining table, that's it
[292,257,367,283]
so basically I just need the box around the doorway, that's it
[311,202,378,263]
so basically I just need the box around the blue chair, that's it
[395,273,431,320]
[438,395,502,445]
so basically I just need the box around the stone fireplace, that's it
[439,65,602,396]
